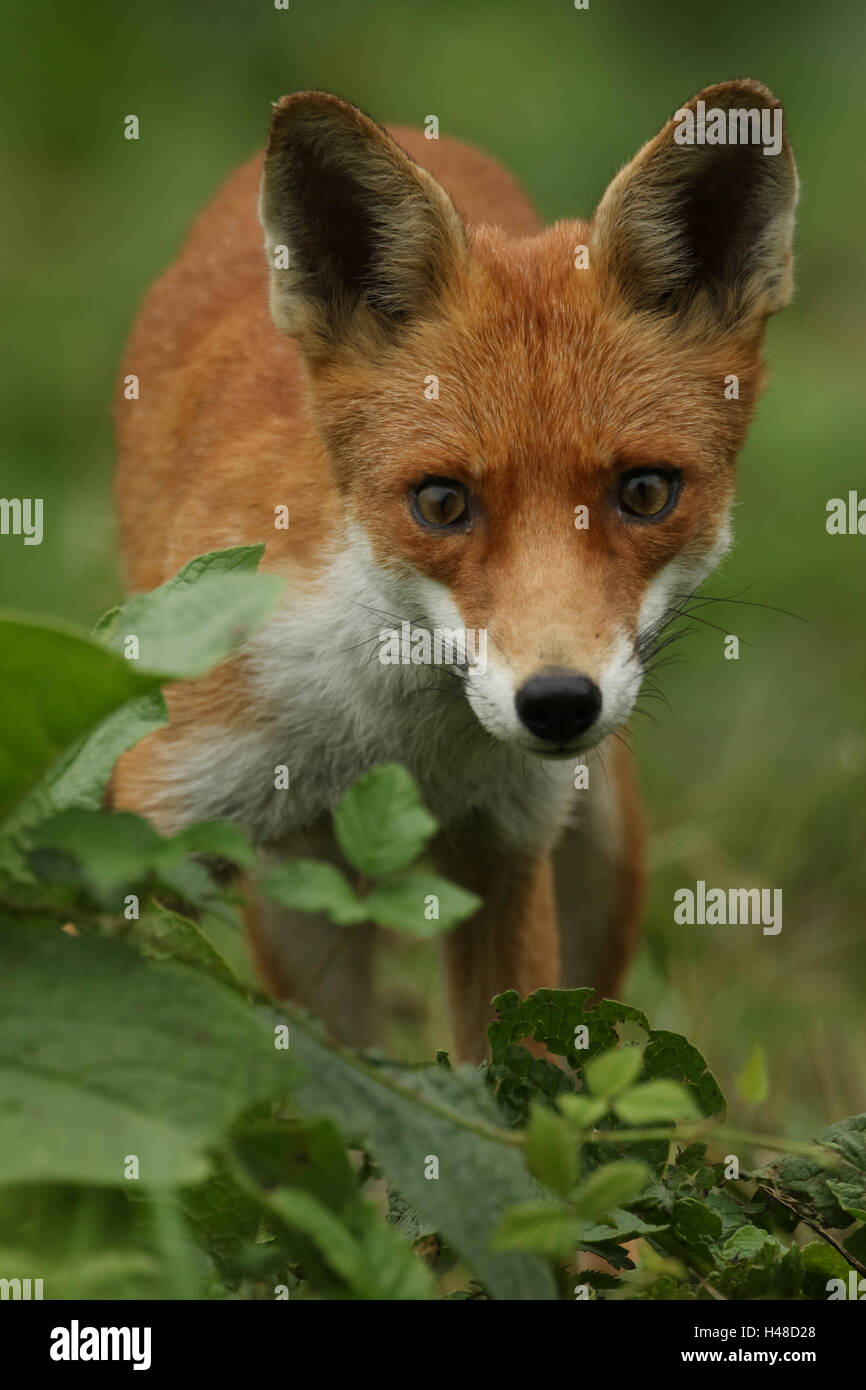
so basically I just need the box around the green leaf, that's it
[102,570,283,678]
[0,545,278,834]
[578,1207,669,1244]
[172,821,257,869]
[487,990,724,1137]
[0,689,168,890]
[735,1038,769,1106]
[585,1046,644,1099]
[492,1203,577,1258]
[230,1127,434,1301]
[30,808,254,910]
[755,1113,866,1229]
[364,873,480,936]
[640,1030,726,1121]
[722,1224,778,1261]
[800,1239,852,1289]
[524,1102,578,1197]
[333,764,437,876]
[672,1196,723,1246]
[489,988,649,1067]
[259,860,365,926]
[572,1161,649,1221]
[0,925,295,1186]
[614,1078,702,1125]
[525,1100,578,1200]
[556,1093,608,1130]
[0,615,159,817]
[130,905,247,991]
[33,809,162,893]
[285,1008,557,1300]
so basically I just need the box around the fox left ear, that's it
[591,80,798,334]
[259,91,466,361]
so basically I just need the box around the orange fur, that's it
[113,84,796,1060]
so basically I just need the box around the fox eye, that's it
[412,478,470,530]
[618,468,678,519]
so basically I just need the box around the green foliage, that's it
[261,764,480,938]
[0,547,863,1300]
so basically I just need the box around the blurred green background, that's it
[1,0,864,1139]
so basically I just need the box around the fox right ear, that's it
[591,80,798,336]
[259,91,466,361]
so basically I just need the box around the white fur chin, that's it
[150,525,575,854]
[150,515,731,853]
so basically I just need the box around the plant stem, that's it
[589,1123,838,1164]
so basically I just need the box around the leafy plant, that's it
[0,548,863,1300]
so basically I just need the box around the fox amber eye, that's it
[412,479,469,529]
[618,469,676,519]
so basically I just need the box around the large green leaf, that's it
[0,689,167,888]
[0,545,280,829]
[284,1007,557,1300]
[0,616,159,817]
[333,764,437,876]
[0,926,295,1186]
[101,557,283,677]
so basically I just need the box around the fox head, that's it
[259,82,797,758]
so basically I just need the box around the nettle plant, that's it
[0,547,864,1300]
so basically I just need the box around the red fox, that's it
[113,82,797,1060]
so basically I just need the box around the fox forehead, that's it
[316,219,764,491]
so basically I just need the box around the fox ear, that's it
[591,80,798,333]
[259,91,466,359]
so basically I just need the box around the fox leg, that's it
[553,738,645,998]
[438,839,560,1064]
[244,820,377,1048]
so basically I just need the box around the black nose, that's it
[515,670,602,744]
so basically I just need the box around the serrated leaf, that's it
[333,764,436,877]
[672,1196,723,1246]
[364,873,480,936]
[755,1113,866,1229]
[722,1224,778,1260]
[578,1206,669,1243]
[640,1030,725,1120]
[259,860,365,925]
[488,990,724,1138]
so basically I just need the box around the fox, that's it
[112,81,797,1062]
